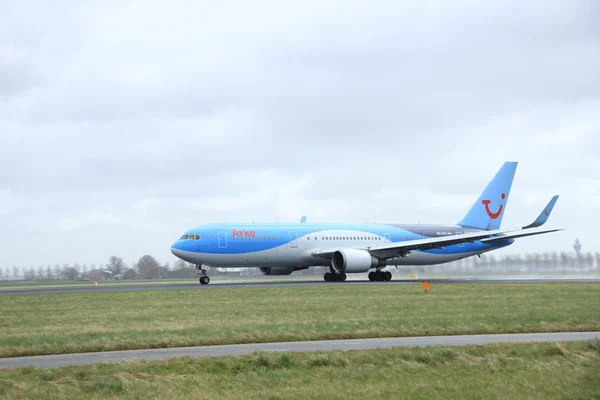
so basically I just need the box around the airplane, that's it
[171,162,563,284]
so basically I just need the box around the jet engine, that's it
[331,249,385,273]
[258,266,308,275]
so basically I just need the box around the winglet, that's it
[300,216,307,223]
[522,195,559,229]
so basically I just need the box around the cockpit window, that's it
[180,234,200,240]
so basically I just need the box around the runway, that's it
[1,278,598,295]
[1,331,598,369]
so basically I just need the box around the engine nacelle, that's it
[258,266,308,275]
[331,249,385,273]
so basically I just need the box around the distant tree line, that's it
[430,250,600,274]
[0,255,202,281]
[1,251,599,281]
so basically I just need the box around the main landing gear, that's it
[196,265,210,285]
[368,270,392,282]
[324,271,347,282]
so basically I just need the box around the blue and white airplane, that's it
[171,162,562,284]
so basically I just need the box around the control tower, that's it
[573,238,582,257]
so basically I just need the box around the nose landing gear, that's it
[196,265,210,285]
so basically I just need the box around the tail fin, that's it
[522,195,559,229]
[457,162,518,230]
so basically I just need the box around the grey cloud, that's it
[0,0,599,268]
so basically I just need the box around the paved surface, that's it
[1,332,598,369]
[1,278,598,295]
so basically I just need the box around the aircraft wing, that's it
[480,227,563,243]
[312,228,510,259]
[522,195,559,229]
[312,227,562,260]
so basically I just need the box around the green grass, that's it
[1,341,599,399]
[1,283,599,358]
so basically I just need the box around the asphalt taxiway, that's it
[1,331,598,369]
[1,278,598,296]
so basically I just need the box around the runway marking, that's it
[0,332,598,369]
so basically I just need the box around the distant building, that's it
[573,238,582,257]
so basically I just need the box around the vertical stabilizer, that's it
[457,162,518,230]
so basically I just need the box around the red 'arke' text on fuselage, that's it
[232,228,256,238]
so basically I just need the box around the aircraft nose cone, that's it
[171,241,195,264]
[171,241,185,257]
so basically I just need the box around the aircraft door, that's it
[384,233,390,242]
[289,231,298,248]
[218,231,227,248]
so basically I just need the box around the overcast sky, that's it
[1,0,599,269]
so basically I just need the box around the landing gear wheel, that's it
[199,276,210,285]
[324,272,332,282]
[375,271,384,281]
[339,272,347,282]
[368,272,375,281]
[384,271,392,281]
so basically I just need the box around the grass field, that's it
[1,282,599,358]
[1,341,599,399]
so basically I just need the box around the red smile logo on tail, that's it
[482,193,505,219]
[545,210,550,216]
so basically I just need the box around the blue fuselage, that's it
[170,222,514,268]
